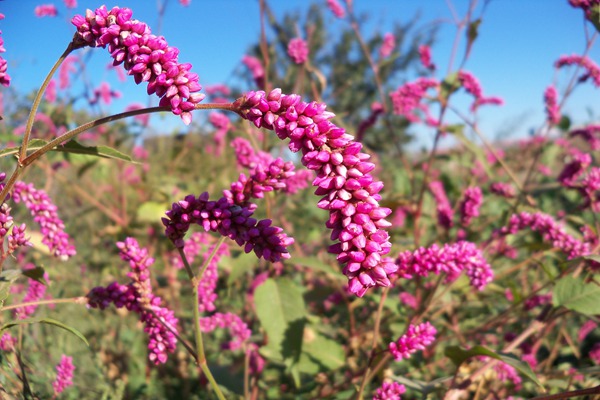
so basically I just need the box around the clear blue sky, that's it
[1,0,599,145]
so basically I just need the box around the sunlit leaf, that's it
[1,317,89,346]
[553,275,600,315]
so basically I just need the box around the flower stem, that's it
[1,297,87,312]
[20,42,75,162]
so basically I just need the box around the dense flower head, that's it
[459,186,483,226]
[287,38,309,64]
[199,312,252,351]
[580,167,600,211]
[52,355,75,396]
[0,200,32,255]
[87,239,179,365]
[458,70,504,111]
[163,192,294,263]
[71,6,204,124]
[499,211,590,260]
[390,78,439,124]
[34,4,58,18]
[379,33,396,59]
[571,124,600,150]
[234,88,397,297]
[12,181,76,260]
[0,14,10,88]
[569,0,600,19]
[579,320,597,341]
[327,0,346,18]
[429,181,453,229]
[556,54,600,87]
[13,265,49,320]
[490,182,517,198]
[242,55,265,88]
[197,239,229,313]
[389,322,436,361]
[373,381,406,400]
[418,44,435,70]
[544,85,561,125]
[0,332,15,352]
[558,152,591,186]
[395,241,493,290]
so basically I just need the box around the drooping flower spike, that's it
[71,6,204,124]
[233,89,397,297]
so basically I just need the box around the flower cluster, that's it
[0,13,9,88]
[395,241,493,290]
[34,4,58,18]
[429,181,453,229]
[287,38,309,64]
[90,81,122,106]
[72,6,204,124]
[498,212,590,260]
[13,265,49,320]
[418,44,435,70]
[12,181,76,260]
[52,355,75,396]
[390,78,439,125]
[373,381,406,400]
[389,322,436,361]
[457,71,504,112]
[199,312,252,351]
[544,85,561,125]
[87,238,179,364]
[558,151,591,186]
[556,54,600,87]
[459,186,483,226]
[327,0,346,18]
[379,33,396,59]
[234,88,396,296]
[580,167,600,211]
[490,182,516,198]
[0,200,32,256]
[59,55,78,89]
[209,112,230,155]
[242,55,265,88]
[569,0,600,19]
[571,124,600,150]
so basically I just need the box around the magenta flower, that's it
[569,0,600,19]
[34,4,58,18]
[59,55,78,89]
[52,355,75,396]
[209,112,230,156]
[125,103,150,125]
[12,181,76,260]
[429,181,453,229]
[379,33,396,59]
[571,124,600,150]
[544,85,561,125]
[490,182,516,198]
[87,238,179,365]
[13,265,49,320]
[395,241,493,290]
[242,55,265,88]
[579,320,597,341]
[45,79,57,103]
[179,0,191,6]
[0,332,15,352]
[233,88,396,297]
[558,151,591,186]
[459,186,482,226]
[373,381,406,400]
[199,312,252,351]
[287,38,309,64]
[418,44,435,70]
[389,322,436,361]
[458,70,504,112]
[0,14,10,88]
[580,167,600,212]
[390,78,439,124]
[72,6,204,124]
[499,211,590,260]
[556,54,600,87]
[64,0,77,8]
[327,0,346,18]
[91,81,122,106]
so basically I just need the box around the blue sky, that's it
[1,0,599,146]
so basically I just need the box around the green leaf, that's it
[22,266,47,285]
[440,72,461,100]
[553,275,600,315]
[298,327,345,374]
[254,278,306,364]
[0,269,24,309]
[293,257,340,278]
[467,19,482,45]
[1,317,89,347]
[445,345,543,389]
[451,130,491,177]
[0,139,134,163]
[221,252,258,286]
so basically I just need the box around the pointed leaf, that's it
[445,345,543,389]
[60,140,134,162]
[1,317,89,346]
[137,201,170,223]
[553,275,600,315]
[22,266,47,286]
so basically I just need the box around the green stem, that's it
[198,237,227,279]
[1,296,87,312]
[20,42,76,162]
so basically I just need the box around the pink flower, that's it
[569,0,600,19]
[233,89,396,297]
[390,78,439,123]
[458,71,504,112]
[373,381,406,400]
[34,4,58,18]
[327,0,346,18]
[45,79,57,103]
[389,322,436,361]
[571,124,600,150]
[242,55,265,88]
[579,320,597,341]
[125,103,150,125]
[199,312,251,351]
[379,33,396,59]
[13,264,49,320]
[490,182,516,198]
[64,0,77,8]
[544,85,561,125]
[398,292,417,309]
[418,44,435,70]
[72,6,204,124]
[52,355,75,396]
[459,186,483,226]
[590,342,600,364]
[179,0,191,6]
[288,38,309,64]
[59,56,78,89]
[0,17,9,87]
[556,54,600,87]
[91,81,122,106]
[429,181,453,229]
